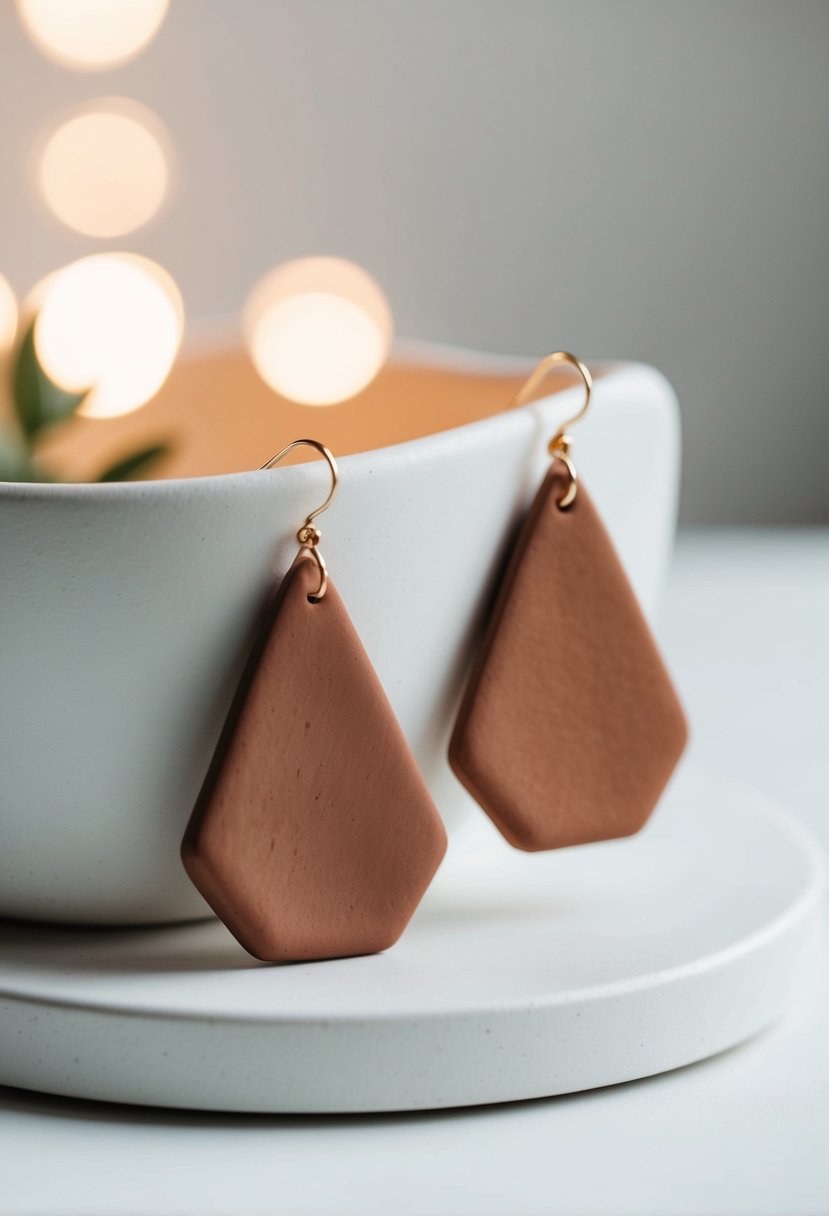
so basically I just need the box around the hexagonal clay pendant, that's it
[449,461,688,851]
[182,556,447,962]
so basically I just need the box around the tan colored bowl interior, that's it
[33,345,540,481]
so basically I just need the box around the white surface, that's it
[0,351,680,924]
[3,531,829,1215]
[0,768,821,1113]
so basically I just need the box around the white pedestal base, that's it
[0,768,823,1113]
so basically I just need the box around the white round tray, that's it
[0,768,823,1113]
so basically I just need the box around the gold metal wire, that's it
[508,351,592,509]
[260,439,339,600]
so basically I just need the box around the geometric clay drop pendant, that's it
[183,555,447,962]
[449,461,688,851]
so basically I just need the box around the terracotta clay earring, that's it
[182,440,447,962]
[449,353,688,851]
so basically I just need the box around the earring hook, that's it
[260,439,339,600]
[508,350,592,511]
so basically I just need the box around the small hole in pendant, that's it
[307,594,320,605]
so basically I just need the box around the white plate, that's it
[0,767,822,1112]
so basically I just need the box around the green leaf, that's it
[0,428,48,481]
[12,318,89,440]
[97,443,171,483]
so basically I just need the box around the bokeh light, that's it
[33,254,183,419]
[0,275,18,351]
[244,257,393,405]
[15,0,169,71]
[38,100,170,239]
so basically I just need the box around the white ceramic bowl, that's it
[0,341,681,924]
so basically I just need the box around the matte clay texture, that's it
[182,557,447,962]
[450,463,688,851]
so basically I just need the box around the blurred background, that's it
[0,0,826,522]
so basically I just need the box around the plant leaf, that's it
[0,428,49,481]
[12,319,89,439]
[97,443,171,483]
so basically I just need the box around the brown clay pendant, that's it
[449,356,688,851]
[182,444,446,962]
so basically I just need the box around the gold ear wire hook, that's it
[508,351,592,510]
[260,439,339,600]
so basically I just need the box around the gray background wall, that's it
[1,0,827,523]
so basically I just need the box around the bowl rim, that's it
[0,339,628,503]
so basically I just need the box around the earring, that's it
[449,354,688,851]
[182,440,447,962]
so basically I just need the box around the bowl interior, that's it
[32,342,556,482]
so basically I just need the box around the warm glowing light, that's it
[34,254,183,419]
[0,275,18,351]
[244,258,393,405]
[38,100,170,238]
[15,0,169,70]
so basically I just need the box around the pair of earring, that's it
[182,353,687,962]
